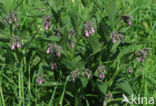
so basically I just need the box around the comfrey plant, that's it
[43,15,51,31]
[122,15,132,25]
[103,92,113,106]
[7,11,19,26]
[134,48,150,62]
[84,21,95,37]
[70,69,80,82]
[36,74,45,84]
[46,43,61,70]
[69,29,76,48]
[7,12,12,24]
[84,69,92,79]
[46,43,62,57]
[10,36,22,50]
[97,65,106,79]
[110,31,125,44]
[51,62,57,70]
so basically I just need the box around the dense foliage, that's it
[0,0,156,105]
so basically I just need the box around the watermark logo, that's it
[122,94,155,104]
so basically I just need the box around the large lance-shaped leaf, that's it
[96,81,108,95]
[80,77,88,88]
[38,34,61,42]
[88,35,101,53]
[61,58,76,70]
[108,0,117,30]
[70,8,80,35]
[116,79,133,96]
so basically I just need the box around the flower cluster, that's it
[43,15,51,31]
[84,69,92,79]
[84,21,95,37]
[70,68,92,82]
[70,69,80,82]
[36,74,45,84]
[122,15,132,25]
[69,29,76,48]
[103,92,113,105]
[110,31,125,44]
[53,27,64,36]
[97,65,106,79]
[51,62,57,70]
[10,36,22,50]
[7,11,19,26]
[46,43,61,70]
[46,43,62,57]
[7,12,12,24]
[127,66,133,73]
[134,48,150,62]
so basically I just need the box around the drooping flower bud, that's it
[91,28,95,33]
[46,47,50,54]
[17,42,21,48]
[11,43,15,50]
[8,18,12,24]
[112,38,117,43]
[45,25,49,30]
[85,31,89,37]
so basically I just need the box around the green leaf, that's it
[61,58,75,70]
[110,40,120,53]
[88,35,101,53]
[39,35,61,42]
[80,77,88,88]
[66,91,74,97]
[96,81,108,95]
[116,79,133,96]
[70,9,80,34]
[108,0,117,30]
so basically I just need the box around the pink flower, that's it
[53,82,56,85]
[11,43,15,50]
[58,51,60,57]
[98,70,105,79]
[89,30,92,34]
[88,75,91,79]
[51,64,55,70]
[8,19,12,24]
[71,42,74,48]
[14,17,17,22]
[45,25,49,30]
[85,31,89,37]
[37,79,43,84]
[112,38,117,43]
[72,78,75,82]
[128,21,131,25]
[91,28,95,33]
[17,42,21,48]
[46,48,50,54]
[138,58,141,62]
